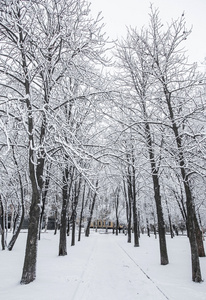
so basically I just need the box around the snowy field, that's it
[1,230,206,300]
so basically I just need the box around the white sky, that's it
[89,0,206,65]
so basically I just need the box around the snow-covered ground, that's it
[1,230,206,300]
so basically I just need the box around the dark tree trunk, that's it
[8,145,25,251]
[194,212,205,257]
[112,223,115,234]
[127,198,132,243]
[54,208,58,235]
[131,163,139,247]
[20,187,41,284]
[20,90,44,284]
[168,214,174,239]
[126,167,133,244]
[59,166,69,256]
[8,204,24,251]
[71,216,76,246]
[116,217,119,236]
[78,218,82,241]
[185,181,202,282]
[59,200,68,256]
[71,175,81,246]
[12,211,18,234]
[173,225,179,236]
[146,218,150,237]
[144,119,168,265]
[165,198,174,239]
[85,222,90,237]
[59,165,74,255]
[0,196,6,250]
[174,192,187,223]
[67,218,70,236]
[115,189,120,236]
[152,174,168,265]
[85,181,98,237]
[78,182,86,242]
[133,208,139,247]
[70,202,76,246]
[126,151,139,246]
[123,179,131,242]
[132,199,139,246]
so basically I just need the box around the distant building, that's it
[90,220,123,230]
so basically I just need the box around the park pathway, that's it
[71,232,168,300]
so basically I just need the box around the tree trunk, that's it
[78,216,82,242]
[71,215,76,246]
[59,200,68,256]
[85,181,98,237]
[8,145,25,251]
[131,164,139,247]
[194,212,205,257]
[168,213,174,239]
[0,196,6,250]
[115,190,119,236]
[185,181,202,282]
[127,198,132,243]
[20,119,44,284]
[123,179,131,242]
[146,218,150,237]
[59,166,69,256]
[67,218,70,236]
[145,119,168,265]
[78,182,86,242]
[165,197,174,239]
[152,174,169,265]
[8,203,24,251]
[54,208,58,235]
[71,176,81,245]
[132,200,139,246]
[115,217,119,236]
[20,187,41,284]
[112,223,115,234]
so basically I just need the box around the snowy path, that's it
[71,233,168,300]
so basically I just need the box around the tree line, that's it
[0,0,206,284]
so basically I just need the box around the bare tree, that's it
[141,7,204,282]
[114,6,205,281]
[0,0,108,284]
[115,29,169,264]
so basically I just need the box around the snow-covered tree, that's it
[0,0,109,284]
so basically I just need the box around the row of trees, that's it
[0,0,110,284]
[0,1,206,284]
[109,7,206,282]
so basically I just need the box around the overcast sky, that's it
[90,0,206,65]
